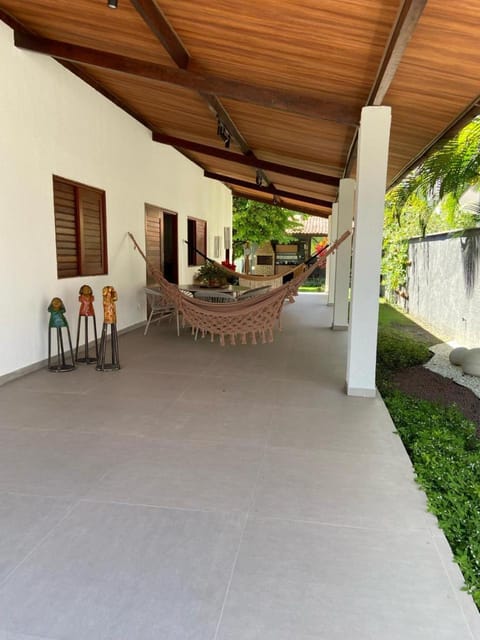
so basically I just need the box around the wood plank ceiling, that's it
[1,0,480,218]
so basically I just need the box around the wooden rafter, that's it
[129,0,190,69]
[229,190,330,218]
[368,0,427,106]
[204,171,333,209]
[201,94,271,186]
[343,0,427,178]
[13,31,359,124]
[152,133,339,186]
[130,0,272,186]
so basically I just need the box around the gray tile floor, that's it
[0,293,479,639]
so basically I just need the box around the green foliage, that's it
[194,261,228,284]
[376,327,431,390]
[232,197,303,254]
[376,308,480,607]
[378,300,420,329]
[382,117,480,301]
[383,392,480,606]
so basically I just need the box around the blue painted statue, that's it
[48,297,68,328]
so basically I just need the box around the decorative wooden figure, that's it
[75,284,99,364]
[96,285,120,371]
[47,297,75,372]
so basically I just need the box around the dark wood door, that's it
[144,205,178,285]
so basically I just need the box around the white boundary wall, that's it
[0,22,232,379]
[407,229,480,347]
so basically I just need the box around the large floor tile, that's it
[216,518,474,640]
[252,447,430,530]
[0,632,57,640]
[0,494,73,582]
[4,367,99,395]
[0,501,244,640]
[140,396,273,445]
[0,430,132,497]
[268,399,406,456]
[0,389,88,431]
[86,440,263,511]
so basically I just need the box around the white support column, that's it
[346,106,391,397]
[325,214,332,296]
[327,203,338,306]
[332,178,355,330]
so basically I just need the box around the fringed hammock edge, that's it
[128,230,351,346]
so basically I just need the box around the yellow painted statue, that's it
[102,285,118,324]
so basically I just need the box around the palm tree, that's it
[388,116,480,230]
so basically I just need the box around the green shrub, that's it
[377,327,431,372]
[384,391,480,606]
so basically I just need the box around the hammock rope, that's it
[183,239,330,288]
[128,230,351,345]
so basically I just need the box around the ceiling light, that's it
[216,117,231,149]
[107,0,118,8]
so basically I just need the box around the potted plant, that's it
[194,261,228,287]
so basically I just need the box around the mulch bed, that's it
[390,365,480,435]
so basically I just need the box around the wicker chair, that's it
[144,287,180,336]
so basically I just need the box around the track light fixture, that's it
[107,0,118,8]
[216,117,231,149]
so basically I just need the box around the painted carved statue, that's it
[48,297,68,328]
[78,284,95,317]
[102,286,118,324]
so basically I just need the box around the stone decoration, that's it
[449,346,470,366]
[461,348,480,377]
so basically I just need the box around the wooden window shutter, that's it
[78,187,106,275]
[53,176,107,278]
[53,179,79,278]
[196,219,207,266]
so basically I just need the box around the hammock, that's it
[184,241,329,290]
[128,230,351,346]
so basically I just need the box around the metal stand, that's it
[75,315,98,364]
[48,326,76,372]
[96,322,120,371]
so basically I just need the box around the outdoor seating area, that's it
[143,287,180,336]
[0,294,478,639]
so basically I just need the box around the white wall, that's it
[0,22,232,379]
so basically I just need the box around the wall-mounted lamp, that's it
[107,0,118,8]
[216,117,231,149]
[214,236,221,258]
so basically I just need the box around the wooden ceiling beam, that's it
[152,132,339,186]
[369,0,427,106]
[201,94,271,186]
[204,171,333,209]
[129,0,189,69]
[343,0,427,178]
[229,190,330,218]
[13,31,359,124]
[129,2,271,185]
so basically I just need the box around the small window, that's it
[187,217,207,266]
[53,176,108,278]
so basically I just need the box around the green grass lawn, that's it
[378,299,441,347]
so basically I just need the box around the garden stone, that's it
[461,348,480,377]
[449,346,470,366]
